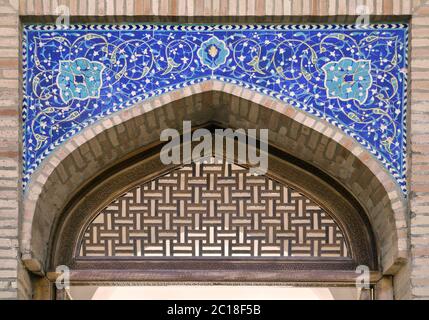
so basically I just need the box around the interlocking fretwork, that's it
[79,159,349,258]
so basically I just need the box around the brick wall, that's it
[410,2,429,300]
[0,0,428,299]
[17,0,415,16]
[0,0,18,299]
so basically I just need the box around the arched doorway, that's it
[49,134,377,299]
[48,127,379,299]
[22,87,406,299]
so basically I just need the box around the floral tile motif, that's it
[57,58,105,103]
[322,57,373,104]
[197,36,230,70]
[22,24,409,193]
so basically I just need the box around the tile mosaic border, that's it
[22,23,409,194]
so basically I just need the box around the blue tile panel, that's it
[22,24,409,193]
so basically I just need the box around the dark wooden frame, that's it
[49,124,378,287]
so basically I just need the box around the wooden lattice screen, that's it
[79,159,349,258]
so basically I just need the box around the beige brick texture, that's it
[0,0,427,300]
[0,0,19,300]
[15,0,415,18]
[410,0,429,301]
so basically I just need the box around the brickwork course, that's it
[0,0,428,299]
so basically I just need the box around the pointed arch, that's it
[21,81,406,277]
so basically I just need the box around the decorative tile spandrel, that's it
[23,24,408,193]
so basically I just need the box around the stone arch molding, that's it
[22,23,409,194]
[22,81,407,277]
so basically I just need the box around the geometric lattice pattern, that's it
[79,158,349,258]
